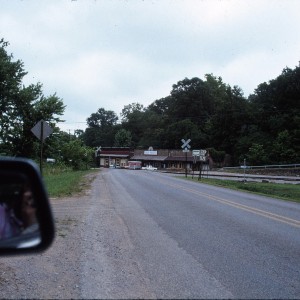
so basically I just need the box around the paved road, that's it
[1,169,299,299]
[82,169,300,298]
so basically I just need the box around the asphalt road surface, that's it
[1,168,299,299]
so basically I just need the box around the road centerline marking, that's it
[159,178,300,228]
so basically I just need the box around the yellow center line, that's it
[157,177,300,228]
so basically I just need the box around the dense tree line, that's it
[1,38,299,167]
[83,69,300,166]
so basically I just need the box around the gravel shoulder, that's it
[0,172,97,299]
[0,170,156,299]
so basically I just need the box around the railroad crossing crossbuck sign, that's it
[181,139,191,152]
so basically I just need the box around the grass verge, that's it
[186,177,300,203]
[43,169,98,198]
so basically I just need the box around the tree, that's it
[60,139,94,170]
[15,91,65,158]
[137,109,166,148]
[164,75,249,163]
[247,65,300,163]
[74,129,84,138]
[270,130,297,164]
[120,102,144,122]
[84,108,119,147]
[207,148,226,167]
[207,84,249,162]
[0,38,27,155]
[245,143,267,165]
[114,129,132,147]
[164,119,199,149]
[0,39,65,158]
[147,96,172,116]
[86,108,118,128]
[120,103,145,147]
[78,66,299,166]
[169,77,211,126]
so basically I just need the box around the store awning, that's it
[165,156,194,162]
[130,155,168,161]
[99,154,129,158]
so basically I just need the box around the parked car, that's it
[145,165,158,171]
[128,161,142,170]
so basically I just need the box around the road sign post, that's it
[31,119,53,174]
[192,150,199,179]
[192,149,207,180]
[181,139,191,178]
[197,149,207,180]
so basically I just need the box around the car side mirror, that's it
[0,157,55,255]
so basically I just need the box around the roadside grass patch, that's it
[186,177,300,203]
[43,167,98,198]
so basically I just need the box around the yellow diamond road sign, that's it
[31,120,53,141]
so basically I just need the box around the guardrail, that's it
[223,164,300,170]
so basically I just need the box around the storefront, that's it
[130,148,206,171]
[96,147,208,171]
[96,147,134,168]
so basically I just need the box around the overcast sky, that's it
[1,0,299,132]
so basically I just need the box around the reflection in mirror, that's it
[0,175,41,248]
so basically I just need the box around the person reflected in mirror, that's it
[20,186,39,235]
[0,202,22,239]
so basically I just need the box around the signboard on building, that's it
[144,150,158,155]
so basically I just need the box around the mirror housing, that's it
[0,157,55,255]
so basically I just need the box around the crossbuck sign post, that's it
[192,149,207,180]
[181,139,191,177]
[181,139,191,152]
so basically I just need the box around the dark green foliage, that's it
[245,143,267,165]
[87,108,118,128]
[207,148,226,166]
[114,129,132,147]
[84,65,299,166]
[246,66,300,164]
[0,39,65,158]
[60,139,94,170]
[0,38,93,171]
[82,107,119,148]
